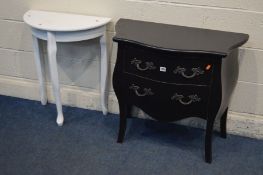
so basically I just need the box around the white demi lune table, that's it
[23,10,111,126]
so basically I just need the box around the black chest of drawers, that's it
[112,19,249,163]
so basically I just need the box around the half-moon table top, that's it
[23,10,111,32]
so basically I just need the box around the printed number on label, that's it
[160,67,166,72]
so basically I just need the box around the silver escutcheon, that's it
[173,66,204,79]
[171,93,201,105]
[129,84,154,97]
[131,58,156,71]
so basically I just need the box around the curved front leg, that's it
[32,35,47,105]
[47,32,64,126]
[100,32,108,115]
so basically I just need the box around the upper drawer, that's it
[123,45,215,85]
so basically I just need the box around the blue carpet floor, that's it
[0,95,262,175]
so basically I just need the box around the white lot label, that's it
[160,66,166,72]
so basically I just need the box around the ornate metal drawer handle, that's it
[129,84,154,97]
[171,93,201,105]
[173,66,204,78]
[131,58,156,71]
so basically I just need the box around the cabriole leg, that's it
[47,32,64,126]
[32,35,47,105]
[100,32,109,115]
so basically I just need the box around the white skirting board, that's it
[0,74,262,139]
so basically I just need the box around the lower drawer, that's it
[124,74,210,121]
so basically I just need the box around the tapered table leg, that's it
[32,35,47,105]
[100,32,108,115]
[205,118,215,163]
[117,103,128,143]
[220,108,228,138]
[47,32,64,126]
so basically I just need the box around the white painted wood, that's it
[100,32,108,115]
[23,10,111,125]
[31,26,106,42]
[47,32,64,126]
[23,10,111,32]
[32,35,47,105]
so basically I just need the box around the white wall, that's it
[0,0,263,138]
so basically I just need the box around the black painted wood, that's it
[220,108,229,139]
[113,19,249,57]
[124,44,214,85]
[112,19,249,163]
[117,102,128,143]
